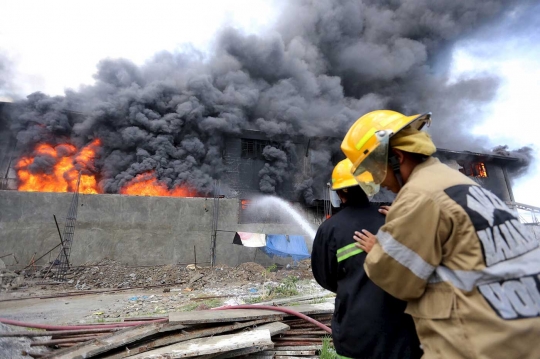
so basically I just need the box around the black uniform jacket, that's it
[311,202,421,359]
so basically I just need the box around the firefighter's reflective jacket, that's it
[312,202,421,359]
[365,157,540,359]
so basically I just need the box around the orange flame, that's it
[16,140,199,197]
[16,140,101,194]
[119,171,198,197]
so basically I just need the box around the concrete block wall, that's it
[0,191,317,268]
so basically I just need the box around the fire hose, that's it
[213,305,332,334]
[0,317,167,331]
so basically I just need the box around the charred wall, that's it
[435,150,517,203]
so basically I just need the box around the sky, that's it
[0,0,281,97]
[449,6,540,208]
[1,0,539,207]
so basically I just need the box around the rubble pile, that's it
[24,259,313,291]
[0,268,25,292]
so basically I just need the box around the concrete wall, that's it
[0,191,316,268]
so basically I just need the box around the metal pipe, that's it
[0,317,167,330]
[0,327,121,337]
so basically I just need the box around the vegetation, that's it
[179,298,223,312]
[320,336,338,359]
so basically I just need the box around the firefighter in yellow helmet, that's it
[311,159,421,359]
[342,110,540,359]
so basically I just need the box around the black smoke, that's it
[493,145,535,178]
[4,0,536,201]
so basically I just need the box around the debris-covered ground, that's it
[0,259,330,324]
[0,260,334,358]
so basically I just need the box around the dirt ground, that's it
[0,260,329,325]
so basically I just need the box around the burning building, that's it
[0,0,537,268]
[0,99,531,269]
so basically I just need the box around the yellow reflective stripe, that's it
[337,243,356,254]
[355,127,376,150]
[337,243,364,262]
[337,249,363,262]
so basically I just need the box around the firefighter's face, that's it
[380,165,401,193]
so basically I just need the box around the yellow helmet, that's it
[330,159,378,207]
[331,159,358,190]
[341,110,432,195]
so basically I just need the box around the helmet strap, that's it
[389,154,404,188]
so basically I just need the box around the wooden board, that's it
[270,345,322,351]
[261,350,317,355]
[280,303,334,316]
[252,322,289,336]
[128,330,273,358]
[169,309,282,325]
[253,293,332,306]
[168,303,333,324]
[101,317,283,359]
[45,323,164,359]
[198,344,273,359]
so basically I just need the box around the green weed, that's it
[320,336,338,359]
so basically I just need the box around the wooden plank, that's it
[283,330,327,335]
[157,323,188,334]
[169,309,281,325]
[101,317,283,359]
[253,294,331,306]
[128,330,273,358]
[280,303,334,316]
[260,350,317,355]
[168,303,333,325]
[270,345,322,351]
[44,323,164,359]
[252,322,289,336]
[198,344,273,359]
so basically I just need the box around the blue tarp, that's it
[262,234,310,262]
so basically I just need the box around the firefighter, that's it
[311,158,421,359]
[341,110,540,359]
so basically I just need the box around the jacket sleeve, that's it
[364,188,446,301]
[311,225,338,293]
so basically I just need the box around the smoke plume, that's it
[4,0,536,201]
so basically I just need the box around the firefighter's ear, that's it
[392,149,406,165]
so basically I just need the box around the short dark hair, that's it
[336,185,369,205]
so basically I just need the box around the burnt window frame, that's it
[459,161,489,178]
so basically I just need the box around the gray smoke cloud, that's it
[0,56,8,93]
[493,145,535,178]
[4,0,536,200]
[259,145,290,194]
[0,51,19,103]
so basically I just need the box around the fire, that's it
[241,199,251,209]
[474,163,488,178]
[16,140,101,194]
[16,140,199,197]
[119,172,198,197]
